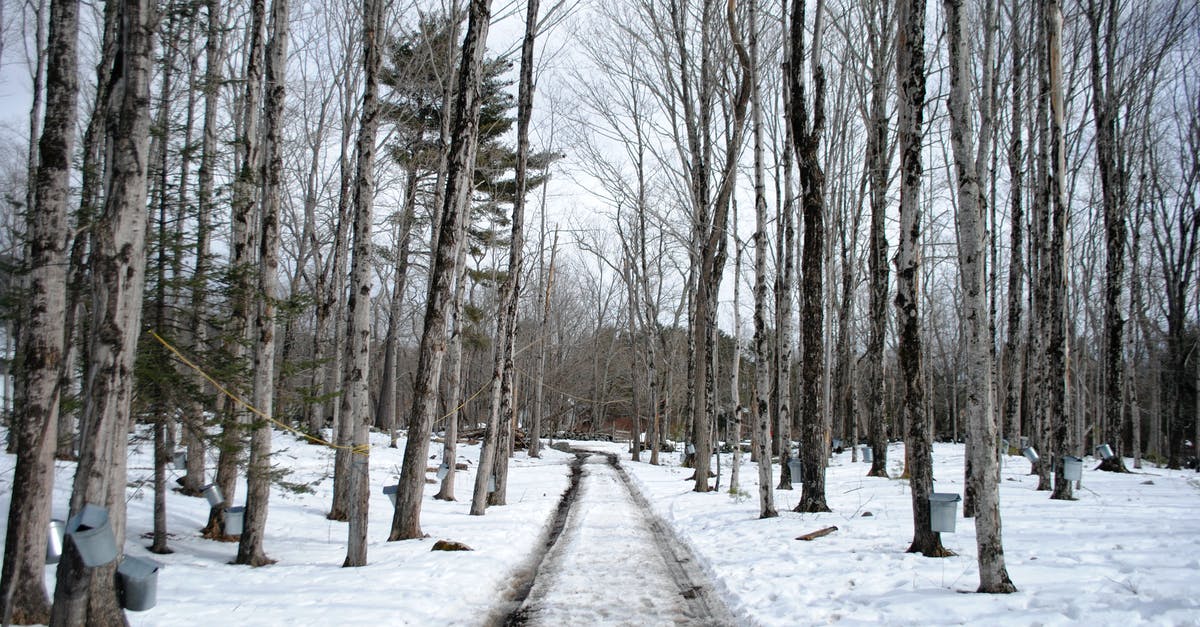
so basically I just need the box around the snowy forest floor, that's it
[2,428,1199,625]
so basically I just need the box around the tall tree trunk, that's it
[775,0,796,485]
[532,230,559,460]
[1001,0,1025,453]
[791,0,830,514]
[896,0,947,558]
[236,0,289,566]
[689,0,752,494]
[1087,0,1129,473]
[1045,0,1073,501]
[0,0,78,620]
[147,0,183,556]
[59,0,118,463]
[391,0,493,540]
[944,0,1016,593]
[207,0,267,537]
[179,0,223,497]
[341,0,383,567]
[750,0,776,518]
[49,0,155,621]
[473,0,540,514]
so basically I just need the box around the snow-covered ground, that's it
[2,431,1198,625]
[602,441,1200,626]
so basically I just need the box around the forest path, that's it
[501,452,735,626]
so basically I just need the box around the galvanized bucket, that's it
[201,484,223,507]
[861,446,873,463]
[832,438,843,449]
[1095,443,1115,459]
[383,484,398,507]
[488,474,497,493]
[46,519,65,564]
[436,463,450,481]
[685,443,695,455]
[66,504,118,568]
[223,506,245,536]
[1062,455,1083,481]
[929,493,961,533]
[117,555,161,611]
[172,450,187,469]
[787,459,803,482]
[1022,446,1040,463]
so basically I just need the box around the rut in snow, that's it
[496,452,735,626]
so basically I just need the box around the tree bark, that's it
[49,0,155,621]
[341,0,383,567]
[391,0,493,540]
[0,0,78,620]
[472,0,540,514]
[1045,0,1073,501]
[896,0,947,558]
[944,0,1016,593]
[790,0,830,514]
[750,0,776,519]
[236,0,289,567]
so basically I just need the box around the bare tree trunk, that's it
[59,0,118,463]
[0,0,78,619]
[1087,0,1129,473]
[897,0,947,558]
[237,0,289,567]
[1045,0,1073,501]
[533,231,559,460]
[340,0,383,567]
[790,0,830,514]
[1001,0,1025,452]
[750,0,776,518]
[473,0,540,513]
[775,0,796,487]
[391,0,493,540]
[50,0,154,621]
[206,0,267,537]
[686,0,753,494]
[944,0,1016,593]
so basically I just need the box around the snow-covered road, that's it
[508,454,734,626]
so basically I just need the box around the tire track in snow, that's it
[500,452,735,626]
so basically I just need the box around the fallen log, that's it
[795,526,838,541]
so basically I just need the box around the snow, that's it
[515,455,699,625]
[2,433,1199,625]
[602,441,1200,626]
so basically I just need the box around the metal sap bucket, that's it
[172,450,187,469]
[66,504,118,568]
[223,506,245,536]
[1062,455,1083,481]
[488,474,497,493]
[383,484,398,507]
[201,484,223,507]
[787,459,803,482]
[436,463,450,481]
[929,493,962,533]
[1096,443,1115,459]
[685,443,695,455]
[46,519,65,564]
[861,446,873,463]
[832,438,843,449]
[117,555,161,611]
[1022,446,1039,463]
